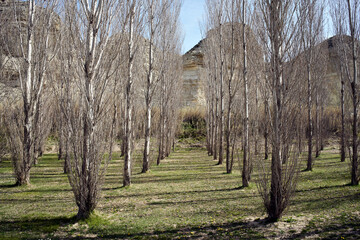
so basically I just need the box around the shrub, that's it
[177,107,206,140]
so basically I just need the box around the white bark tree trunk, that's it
[242,0,250,187]
[124,1,136,187]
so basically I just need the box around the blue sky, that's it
[180,0,205,54]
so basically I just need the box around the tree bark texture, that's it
[123,2,135,187]
[242,1,250,187]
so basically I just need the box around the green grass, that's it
[0,145,359,239]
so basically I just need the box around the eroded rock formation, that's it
[182,40,206,107]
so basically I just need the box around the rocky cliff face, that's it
[182,40,206,107]
[320,35,360,106]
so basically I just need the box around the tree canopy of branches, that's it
[331,0,359,186]
[57,0,120,219]
[0,0,59,186]
[142,0,182,173]
[255,0,302,222]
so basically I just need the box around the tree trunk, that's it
[64,153,70,174]
[142,101,151,173]
[229,137,236,173]
[162,112,168,159]
[123,95,132,187]
[315,93,320,158]
[16,0,36,186]
[320,104,324,150]
[306,63,313,171]
[206,99,211,155]
[242,4,250,187]
[255,76,259,156]
[157,114,163,165]
[213,96,218,161]
[226,103,231,173]
[76,202,95,220]
[143,5,154,173]
[348,0,358,186]
[340,72,346,162]
[206,82,213,155]
[226,10,235,174]
[21,83,34,186]
[264,98,269,160]
[15,168,30,186]
[58,122,64,160]
[209,76,215,157]
[269,0,284,221]
[123,3,135,187]
[165,127,171,157]
[217,18,224,166]
[269,148,282,221]
[351,79,358,184]
[64,119,71,174]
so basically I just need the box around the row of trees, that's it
[331,0,359,186]
[0,0,182,219]
[0,0,358,223]
[202,0,359,221]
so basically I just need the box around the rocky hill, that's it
[182,40,206,107]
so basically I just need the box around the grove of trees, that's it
[0,0,183,220]
[202,0,359,221]
[0,0,359,222]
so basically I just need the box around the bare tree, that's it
[33,90,55,165]
[240,0,250,186]
[204,0,226,165]
[217,0,225,166]
[123,0,139,187]
[298,0,324,171]
[58,0,120,219]
[142,0,158,172]
[123,1,136,187]
[332,0,359,185]
[142,0,181,171]
[331,6,348,163]
[156,0,182,164]
[204,0,260,179]
[203,31,218,160]
[0,0,59,185]
[222,0,237,174]
[312,44,328,158]
[256,0,300,222]
[346,0,359,186]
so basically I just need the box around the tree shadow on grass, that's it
[98,221,265,240]
[0,208,264,239]
[286,215,360,240]
[0,183,72,194]
[291,192,360,214]
[147,195,254,206]
[295,183,349,193]
[104,173,234,186]
[0,183,17,189]
[103,186,244,199]
[19,188,73,193]
[0,216,76,239]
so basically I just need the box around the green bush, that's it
[178,119,206,141]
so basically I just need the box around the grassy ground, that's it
[0,144,359,239]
